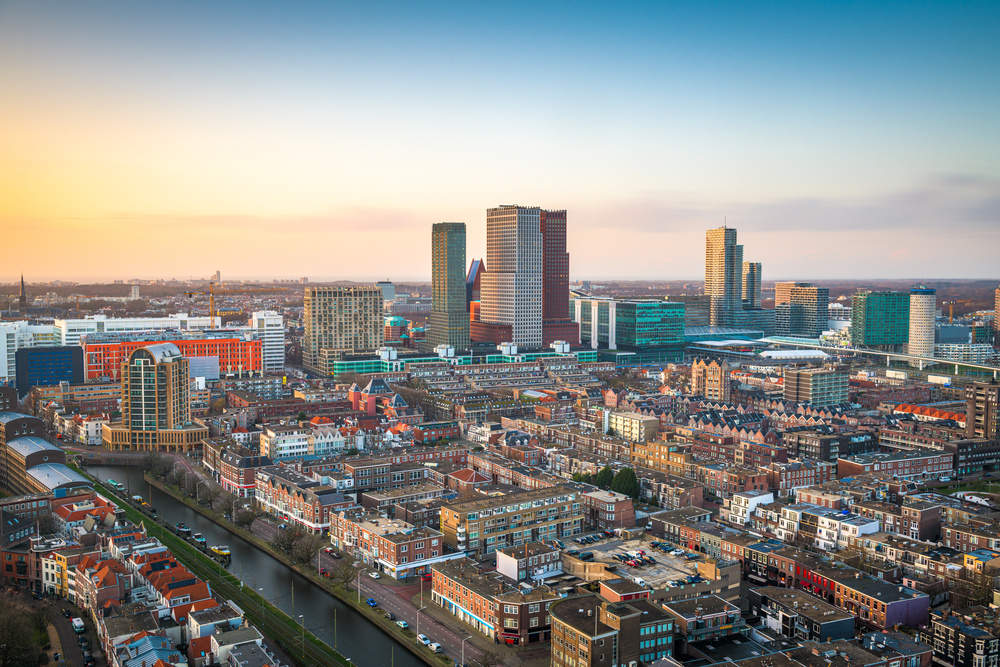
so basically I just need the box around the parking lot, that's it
[566,533,701,588]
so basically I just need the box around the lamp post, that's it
[462,635,473,667]
[298,615,304,656]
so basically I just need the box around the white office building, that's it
[53,314,219,347]
[907,287,936,362]
[480,205,544,347]
[0,321,62,382]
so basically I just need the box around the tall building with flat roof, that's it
[539,210,580,345]
[479,205,544,347]
[14,347,83,399]
[907,286,936,361]
[302,286,384,375]
[670,295,711,328]
[573,298,684,352]
[775,282,830,339]
[966,380,1000,440]
[851,291,910,348]
[425,222,470,351]
[102,343,208,452]
[742,262,761,309]
[705,227,744,327]
[783,367,848,406]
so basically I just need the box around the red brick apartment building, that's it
[763,460,837,497]
[413,421,460,443]
[836,450,955,481]
[581,490,636,530]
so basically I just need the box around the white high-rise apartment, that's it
[0,321,61,382]
[907,286,936,361]
[481,205,543,347]
[705,227,744,327]
[250,311,285,372]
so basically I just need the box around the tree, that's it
[29,604,53,645]
[218,493,240,520]
[472,650,504,667]
[610,467,640,498]
[234,507,263,530]
[183,474,199,499]
[571,473,593,485]
[198,482,222,508]
[330,555,358,589]
[291,533,325,565]
[272,525,305,555]
[0,599,41,667]
[593,465,615,490]
[297,411,308,422]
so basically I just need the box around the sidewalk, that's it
[413,592,550,667]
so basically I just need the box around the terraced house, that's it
[440,485,585,559]
[254,468,355,533]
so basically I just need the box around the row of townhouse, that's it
[837,449,955,481]
[328,507,465,579]
[851,499,942,541]
[255,467,356,533]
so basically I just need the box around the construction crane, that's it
[183,282,288,328]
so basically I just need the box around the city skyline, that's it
[1,1,998,282]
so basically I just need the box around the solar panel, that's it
[166,578,197,590]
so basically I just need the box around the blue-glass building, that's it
[15,346,84,398]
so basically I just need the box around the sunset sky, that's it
[1,1,998,282]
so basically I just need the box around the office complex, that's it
[775,282,830,339]
[80,330,262,381]
[705,227,744,327]
[14,347,83,399]
[906,286,936,360]
[539,209,580,345]
[53,314,219,347]
[670,295,711,328]
[302,286,384,375]
[476,205,578,346]
[466,258,484,311]
[783,368,849,406]
[742,262,761,309]
[851,291,910,348]
[966,380,1000,440]
[573,298,684,352]
[425,222,470,351]
[102,343,208,452]
[477,205,543,346]
[691,358,731,402]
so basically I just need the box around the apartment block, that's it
[303,285,384,375]
[783,368,848,406]
[495,541,562,582]
[254,468,355,533]
[440,485,585,559]
[662,595,747,654]
[748,586,855,642]
[691,358,731,402]
[608,412,659,443]
[966,381,1000,440]
[921,609,1000,667]
[581,490,636,530]
[329,508,463,579]
[837,450,954,482]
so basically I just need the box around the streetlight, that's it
[462,635,473,667]
[298,615,304,656]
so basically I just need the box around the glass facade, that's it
[851,291,910,347]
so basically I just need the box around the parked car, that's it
[603,530,614,537]
[369,571,381,579]
[396,620,409,629]
[429,643,443,654]
[384,612,396,621]
[421,573,432,581]
[566,549,580,556]
[366,598,378,608]
[554,540,565,549]
[578,552,594,562]
[331,552,343,559]
[646,556,657,565]
[939,477,952,483]
[417,634,431,646]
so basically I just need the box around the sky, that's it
[1,1,998,282]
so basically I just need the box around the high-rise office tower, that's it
[670,295,711,328]
[102,343,208,451]
[966,380,1000,440]
[466,259,485,311]
[742,262,762,309]
[303,286,384,375]
[705,227,744,327]
[478,205,544,346]
[775,282,830,339]
[425,222,470,351]
[540,209,580,345]
[906,286,936,361]
[994,286,1000,345]
[851,291,910,349]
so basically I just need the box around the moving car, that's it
[417,634,431,646]
[369,571,381,579]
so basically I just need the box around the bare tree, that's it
[199,482,221,508]
[291,533,326,565]
[218,493,240,519]
[183,474,199,499]
[271,525,305,555]
[234,507,263,530]
[330,555,358,589]
[29,604,53,645]
[0,599,41,667]
[472,650,504,667]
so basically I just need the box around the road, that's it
[250,515,483,665]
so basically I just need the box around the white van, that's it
[428,643,443,654]
[633,577,647,588]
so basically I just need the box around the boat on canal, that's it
[210,545,231,557]
[175,523,192,537]
[192,533,207,548]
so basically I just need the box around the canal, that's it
[88,465,422,667]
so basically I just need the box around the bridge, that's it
[761,336,1000,379]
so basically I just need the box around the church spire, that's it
[18,273,26,311]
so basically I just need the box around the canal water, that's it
[88,465,422,667]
